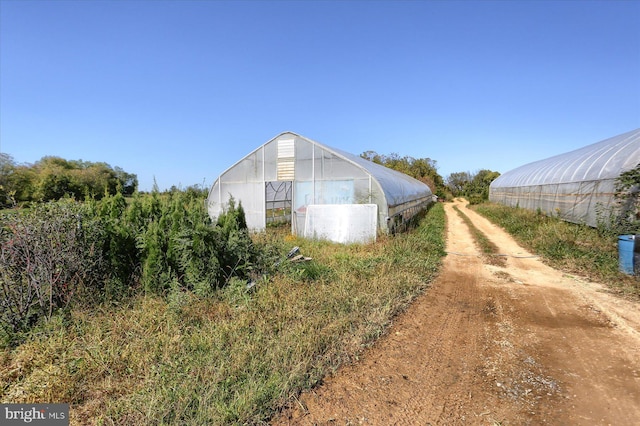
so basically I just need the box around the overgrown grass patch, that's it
[1,203,446,425]
[473,202,639,297]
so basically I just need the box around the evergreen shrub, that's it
[0,190,262,342]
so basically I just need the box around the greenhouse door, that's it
[265,181,292,226]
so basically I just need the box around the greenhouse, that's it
[207,131,434,243]
[489,128,640,227]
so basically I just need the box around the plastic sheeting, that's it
[489,128,640,227]
[304,204,378,244]
[207,132,433,237]
[329,146,432,207]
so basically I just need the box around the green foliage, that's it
[214,197,257,284]
[1,202,448,423]
[593,164,640,236]
[446,171,471,195]
[0,155,138,206]
[131,192,259,295]
[0,153,15,208]
[0,190,264,344]
[615,163,640,194]
[9,166,38,206]
[360,151,449,199]
[446,169,500,204]
[605,163,640,235]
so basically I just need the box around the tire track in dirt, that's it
[273,200,640,425]
[460,202,640,425]
[275,203,494,425]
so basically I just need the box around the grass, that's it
[0,203,446,425]
[453,205,507,267]
[472,202,640,297]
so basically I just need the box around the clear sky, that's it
[1,0,639,191]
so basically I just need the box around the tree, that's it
[76,162,119,199]
[446,170,500,204]
[411,157,448,199]
[360,150,383,164]
[360,151,449,199]
[0,153,15,207]
[1,155,139,203]
[9,165,37,204]
[446,172,472,196]
[34,157,77,201]
[114,166,138,195]
[468,169,501,202]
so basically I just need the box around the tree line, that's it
[445,169,501,204]
[359,151,500,203]
[0,154,138,208]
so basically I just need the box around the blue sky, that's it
[1,0,639,191]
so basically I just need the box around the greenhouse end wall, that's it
[207,132,434,241]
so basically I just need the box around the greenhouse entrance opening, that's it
[266,181,292,226]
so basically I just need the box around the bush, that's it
[0,191,265,344]
[600,164,640,236]
[0,200,107,337]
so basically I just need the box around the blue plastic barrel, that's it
[618,235,635,275]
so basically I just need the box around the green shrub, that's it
[0,190,266,344]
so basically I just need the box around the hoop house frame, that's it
[489,129,640,227]
[207,132,434,242]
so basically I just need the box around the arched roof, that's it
[286,132,433,207]
[491,128,640,188]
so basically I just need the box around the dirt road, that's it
[274,200,640,425]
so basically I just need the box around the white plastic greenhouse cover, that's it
[207,131,433,238]
[327,144,433,208]
[489,128,640,227]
